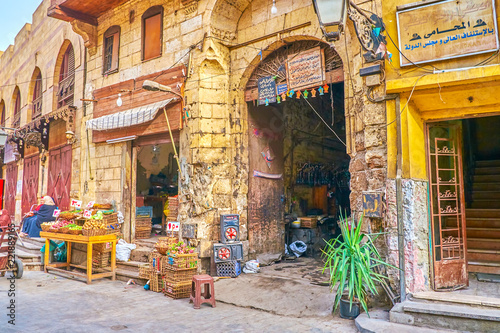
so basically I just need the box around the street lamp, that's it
[312,0,347,41]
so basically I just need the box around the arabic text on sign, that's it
[258,76,277,105]
[287,47,324,90]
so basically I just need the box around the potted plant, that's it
[322,214,395,319]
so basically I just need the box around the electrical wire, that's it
[385,74,427,128]
[302,97,346,146]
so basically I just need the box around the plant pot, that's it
[339,297,360,319]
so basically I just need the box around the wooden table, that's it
[40,232,117,284]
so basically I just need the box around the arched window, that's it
[0,100,5,127]
[142,6,163,61]
[32,71,42,119]
[13,88,21,128]
[103,26,120,74]
[58,44,75,108]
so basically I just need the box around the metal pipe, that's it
[395,95,406,302]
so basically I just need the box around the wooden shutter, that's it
[144,14,162,60]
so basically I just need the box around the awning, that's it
[86,99,175,131]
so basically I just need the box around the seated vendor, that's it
[20,196,58,238]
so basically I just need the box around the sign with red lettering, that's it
[86,201,95,209]
[83,210,92,218]
[53,209,61,218]
[167,222,180,232]
[71,199,82,209]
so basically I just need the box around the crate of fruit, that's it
[162,253,198,270]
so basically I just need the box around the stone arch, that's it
[209,0,251,41]
[11,86,21,128]
[52,40,75,111]
[27,67,42,121]
[0,99,5,126]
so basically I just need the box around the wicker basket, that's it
[148,251,164,273]
[163,267,197,284]
[68,228,83,235]
[138,263,151,279]
[162,253,198,270]
[59,227,71,234]
[41,224,52,232]
[92,251,110,269]
[83,228,106,237]
[135,229,151,239]
[150,272,162,293]
[93,242,112,253]
[49,227,59,233]
[163,281,191,299]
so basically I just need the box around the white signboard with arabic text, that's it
[286,46,325,90]
[397,0,499,66]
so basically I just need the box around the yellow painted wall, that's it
[384,0,500,180]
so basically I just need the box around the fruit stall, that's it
[39,203,122,284]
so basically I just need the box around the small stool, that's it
[190,274,216,309]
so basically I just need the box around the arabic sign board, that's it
[258,76,277,105]
[167,222,180,232]
[286,46,325,90]
[397,0,499,66]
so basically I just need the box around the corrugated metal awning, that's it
[86,99,175,131]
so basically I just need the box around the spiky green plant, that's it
[322,214,396,315]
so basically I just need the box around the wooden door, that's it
[4,163,18,219]
[47,145,72,210]
[248,105,285,256]
[22,155,39,215]
[427,122,468,290]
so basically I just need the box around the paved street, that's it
[0,271,357,332]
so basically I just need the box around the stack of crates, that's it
[161,253,198,299]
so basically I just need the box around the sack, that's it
[289,241,307,257]
[116,239,137,262]
[243,260,260,274]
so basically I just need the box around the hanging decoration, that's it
[319,86,324,96]
[303,90,309,99]
[296,91,301,99]
[311,88,317,97]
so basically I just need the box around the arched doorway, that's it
[245,40,350,257]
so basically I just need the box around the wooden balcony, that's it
[57,75,75,109]
[47,0,129,25]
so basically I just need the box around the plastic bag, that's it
[116,239,137,262]
[243,260,260,274]
[289,241,307,257]
[54,242,67,262]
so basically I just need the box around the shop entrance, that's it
[427,115,500,290]
[133,141,179,239]
[246,41,350,258]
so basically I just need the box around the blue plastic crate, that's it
[136,206,153,218]
[216,261,241,278]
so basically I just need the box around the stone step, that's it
[391,300,500,332]
[15,248,41,263]
[468,261,500,274]
[467,249,500,262]
[466,218,500,228]
[115,268,148,285]
[474,167,500,175]
[412,291,500,309]
[116,260,145,273]
[467,238,500,250]
[473,183,500,191]
[16,241,43,255]
[469,201,500,209]
[474,174,500,183]
[466,227,500,239]
[476,160,500,168]
[472,191,500,199]
[466,209,500,218]
[23,261,43,272]
[129,246,151,263]
[356,310,456,333]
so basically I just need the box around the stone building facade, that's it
[41,0,387,274]
[0,0,85,222]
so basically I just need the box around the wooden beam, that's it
[47,5,97,26]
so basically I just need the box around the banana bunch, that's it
[82,219,106,231]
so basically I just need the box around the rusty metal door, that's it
[22,155,39,215]
[248,105,285,256]
[427,122,468,290]
[47,145,72,210]
[4,163,18,219]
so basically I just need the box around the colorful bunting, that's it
[311,88,317,97]
[319,86,324,96]
[277,95,281,103]
[281,92,286,101]
[296,90,301,99]
[323,84,329,94]
[303,90,309,99]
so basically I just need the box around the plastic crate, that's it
[216,261,241,278]
[136,206,153,218]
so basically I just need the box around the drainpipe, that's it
[395,95,406,302]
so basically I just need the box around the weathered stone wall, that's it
[386,179,431,293]
[0,0,84,221]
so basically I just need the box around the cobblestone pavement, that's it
[0,271,357,332]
